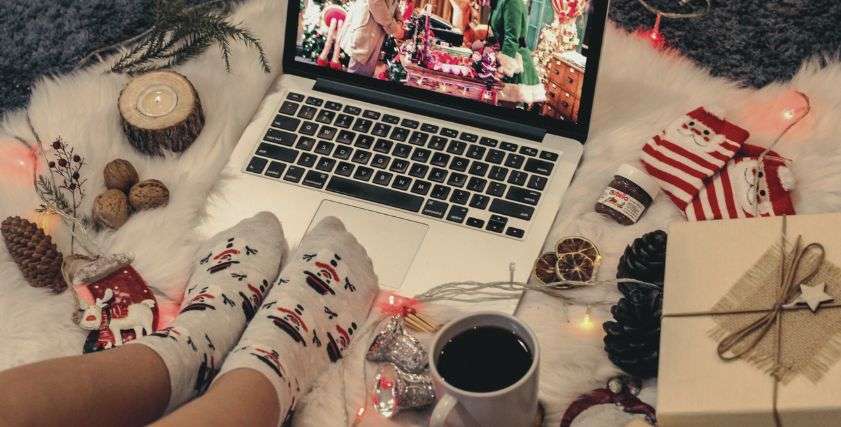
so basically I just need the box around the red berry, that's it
[48,161,55,168]
[58,159,67,167]
[52,140,62,149]
[73,155,81,162]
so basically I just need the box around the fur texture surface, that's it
[2,0,841,425]
[608,0,841,88]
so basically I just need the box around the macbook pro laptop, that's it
[202,0,608,313]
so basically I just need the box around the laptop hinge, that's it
[313,78,547,142]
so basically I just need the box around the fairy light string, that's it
[637,0,711,19]
[636,0,711,47]
[750,91,811,216]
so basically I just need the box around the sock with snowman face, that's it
[134,212,287,412]
[213,216,379,425]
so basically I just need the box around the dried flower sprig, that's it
[34,138,89,252]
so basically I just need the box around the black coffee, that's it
[436,326,533,393]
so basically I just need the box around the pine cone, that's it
[1,216,66,293]
[616,230,667,287]
[603,282,662,378]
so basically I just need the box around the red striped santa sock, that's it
[684,145,796,221]
[640,107,750,211]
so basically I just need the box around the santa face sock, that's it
[214,216,379,425]
[640,107,750,210]
[685,147,796,220]
[135,212,287,412]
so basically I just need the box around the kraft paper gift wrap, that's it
[657,213,841,426]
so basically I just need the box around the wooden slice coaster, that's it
[118,70,204,155]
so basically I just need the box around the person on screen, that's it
[489,0,545,106]
[339,0,407,76]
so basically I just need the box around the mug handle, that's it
[429,393,459,427]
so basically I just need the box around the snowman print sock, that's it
[214,216,379,425]
[135,212,287,412]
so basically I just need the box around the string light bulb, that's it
[635,0,711,50]
[1,142,40,183]
[639,14,665,49]
[351,405,367,426]
[579,305,594,331]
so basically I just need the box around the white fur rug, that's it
[2,0,841,425]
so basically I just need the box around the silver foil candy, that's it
[366,316,428,373]
[65,253,134,286]
[373,363,436,417]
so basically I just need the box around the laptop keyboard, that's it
[244,91,560,239]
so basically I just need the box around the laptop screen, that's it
[290,0,604,136]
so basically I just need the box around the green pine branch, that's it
[111,0,270,75]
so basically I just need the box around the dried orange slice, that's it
[532,252,560,285]
[555,252,596,282]
[555,236,601,263]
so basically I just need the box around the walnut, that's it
[93,189,130,229]
[129,179,169,210]
[103,159,139,193]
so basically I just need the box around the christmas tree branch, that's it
[76,0,233,70]
[106,0,270,75]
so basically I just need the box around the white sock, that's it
[135,212,287,412]
[215,216,379,425]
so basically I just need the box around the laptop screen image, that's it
[294,0,597,126]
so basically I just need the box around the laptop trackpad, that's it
[307,200,428,290]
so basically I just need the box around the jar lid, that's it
[615,164,660,198]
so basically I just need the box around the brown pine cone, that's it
[1,216,67,293]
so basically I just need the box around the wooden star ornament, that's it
[783,282,834,313]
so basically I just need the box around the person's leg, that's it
[155,217,379,427]
[0,212,287,427]
[0,344,169,426]
[330,20,346,69]
[134,212,287,413]
[317,18,338,67]
[150,369,277,427]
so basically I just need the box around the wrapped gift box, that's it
[658,213,841,426]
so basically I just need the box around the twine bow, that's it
[663,216,841,427]
[716,235,825,364]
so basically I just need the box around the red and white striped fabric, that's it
[684,146,796,221]
[640,107,750,211]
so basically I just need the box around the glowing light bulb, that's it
[782,108,795,121]
[578,306,594,331]
[579,314,594,330]
[638,13,666,50]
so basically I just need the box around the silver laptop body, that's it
[202,0,609,313]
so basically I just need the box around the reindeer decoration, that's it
[79,288,156,347]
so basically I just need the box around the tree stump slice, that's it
[118,70,204,156]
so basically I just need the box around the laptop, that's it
[202,0,609,313]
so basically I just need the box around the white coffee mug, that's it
[428,311,540,427]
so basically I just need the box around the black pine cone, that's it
[617,230,667,287]
[1,216,66,293]
[603,282,662,378]
[603,230,668,379]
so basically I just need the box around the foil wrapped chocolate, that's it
[374,363,436,417]
[367,316,428,373]
[64,253,134,286]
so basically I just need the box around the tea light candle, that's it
[118,70,204,155]
[136,84,179,118]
